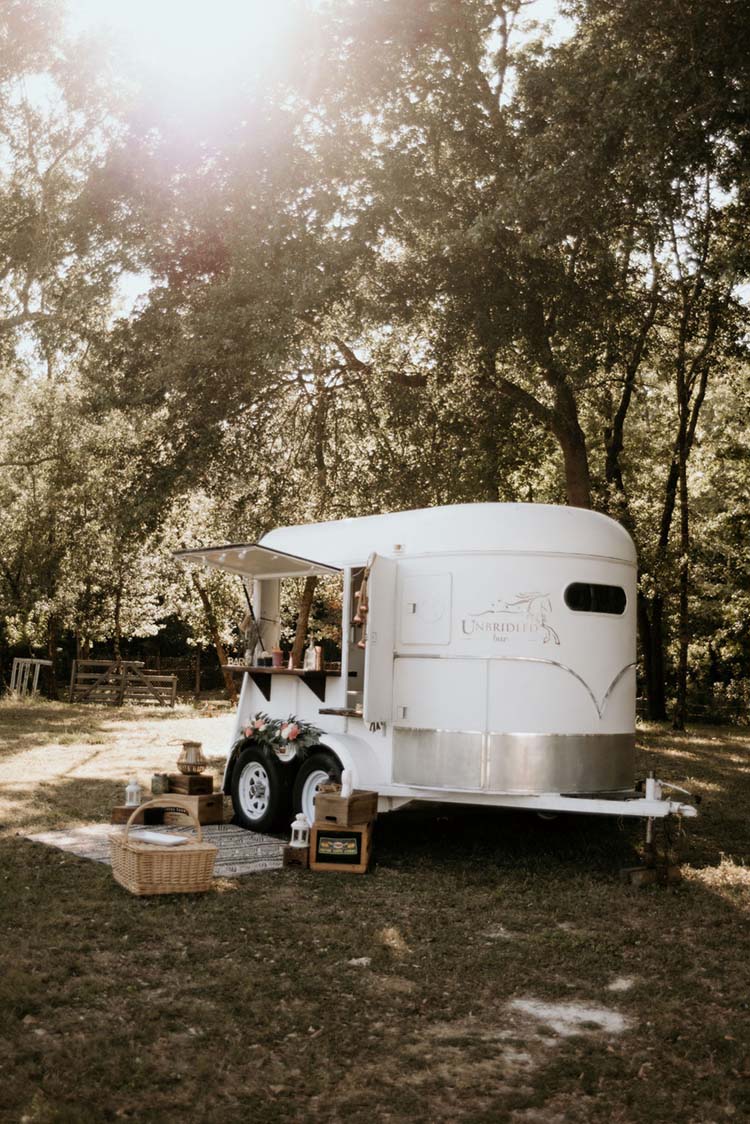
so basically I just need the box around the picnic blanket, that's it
[25,822,283,877]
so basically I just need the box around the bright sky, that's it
[62,0,570,316]
[65,1,570,96]
[66,0,298,99]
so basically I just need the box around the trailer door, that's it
[363,553,398,725]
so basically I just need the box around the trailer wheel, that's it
[293,750,342,825]
[231,746,290,832]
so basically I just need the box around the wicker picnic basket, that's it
[109,798,218,896]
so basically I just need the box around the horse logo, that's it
[462,592,560,645]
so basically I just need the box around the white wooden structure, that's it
[176,503,696,830]
[9,658,52,698]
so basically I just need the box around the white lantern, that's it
[290,812,310,848]
[125,777,141,807]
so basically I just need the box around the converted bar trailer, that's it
[176,503,696,830]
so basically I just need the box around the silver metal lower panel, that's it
[486,732,634,794]
[392,729,483,789]
[392,729,634,794]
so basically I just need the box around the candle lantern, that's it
[125,777,142,807]
[290,812,310,848]
[177,740,207,775]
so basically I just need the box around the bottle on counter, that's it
[303,638,316,671]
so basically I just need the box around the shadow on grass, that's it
[1,723,749,1123]
[1,776,128,835]
[0,706,118,761]
[637,723,750,869]
[0,698,205,756]
[374,803,641,878]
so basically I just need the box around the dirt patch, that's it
[484,924,516,940]
[508,997,633,1038]
[0,700,235,834]
[377,925,411,957]
[607,976,636,992]
[368,974,416,995]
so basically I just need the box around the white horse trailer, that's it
[176,503,696,831]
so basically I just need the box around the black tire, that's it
[231,745,291,832]
[292,750,342,824]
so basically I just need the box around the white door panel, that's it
[400,573,452,645]
[363,554,398,724]
[394,658,487,731]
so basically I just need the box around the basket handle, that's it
[123,797,204,842]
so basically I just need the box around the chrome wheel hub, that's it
[239,762,270,821]
[301,768,330,827]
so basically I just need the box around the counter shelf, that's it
[222,664,353,703]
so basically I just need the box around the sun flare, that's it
[68,0,297,92]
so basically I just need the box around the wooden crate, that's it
[309,821,373,875]
[282,844,309,869]
[161,794,225,825]
[314,789,378,827]
[111,805,165,825]
[166,773,214,795]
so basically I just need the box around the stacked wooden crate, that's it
[111,773,224,825]
[309,790,378,874]
[161,774,224,824]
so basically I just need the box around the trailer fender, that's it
[315,733,383,790]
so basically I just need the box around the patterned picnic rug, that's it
[25,822,284,877]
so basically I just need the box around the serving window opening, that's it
[278,574,344,670]
[236,571,350,705]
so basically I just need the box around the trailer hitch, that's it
[622,773,697,886]
[635,775,701,805]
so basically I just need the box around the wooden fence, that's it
[69,660,177,707]
[10,658,53,698]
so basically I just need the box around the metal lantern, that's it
[290,813,310,848]
[125,777,142,807]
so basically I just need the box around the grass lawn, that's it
[0,700,748,1123]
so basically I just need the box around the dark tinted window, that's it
[564,583,626,615]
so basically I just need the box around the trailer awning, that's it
[173,543,341,580]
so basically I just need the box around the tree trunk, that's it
[113,581,123,662]
[558,423,593,508]
[478,353,501,500]
[191,573,238,703]
[46,616,59,701]
[292,577,318,668]
[495,364,593,508]
[673,444,690,730]
[637,592,667,721]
